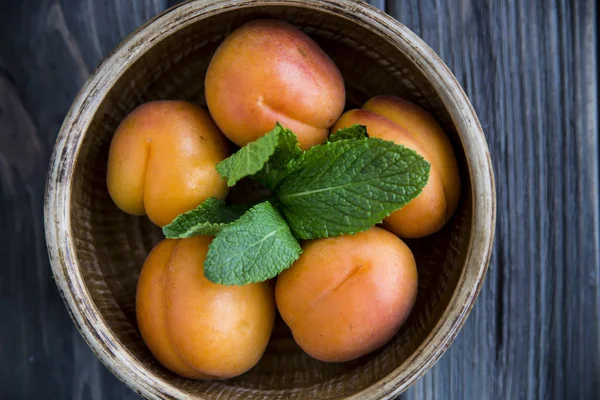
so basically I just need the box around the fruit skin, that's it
[136,237,275,379]
[331,96,461,238]
[275,227,418,363]
[205,19,345,150]
[106,101,229,227]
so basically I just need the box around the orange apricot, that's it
[332,109,446,238]
[363,96,461,216]
[136,237,275,379]
[107,101,229,227]
[275,227,418,363]
[331,96,460,238]
[205,19,345,150]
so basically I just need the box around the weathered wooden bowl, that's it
[44,0,495,398]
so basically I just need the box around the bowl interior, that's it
[69,4,472,399]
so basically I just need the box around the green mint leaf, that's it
[215,123,301,187]
[204,201,302,285]
[252,124,303,190]
[275,138,430,239]
[162,198,251,238]
[215,125,280,187]
[327,124,368,142]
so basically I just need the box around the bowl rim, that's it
[44,0,496,399]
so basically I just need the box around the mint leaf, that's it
[275,138,430,239]
[204,202,302,285]
[215,125,279,187]
[328,124,368,142]
[252,124,303,190]
[216,123,301,187]
[162,198,250,238]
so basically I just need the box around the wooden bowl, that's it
[44,0,495,398]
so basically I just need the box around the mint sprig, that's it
[162,123,430,286]
[204,202,302,285]
[276,138,430,239]
[162,197,251,238]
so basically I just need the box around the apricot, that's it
[205,19,345,150]
[107,101,229,227]
[363,96,461,216]
[275,227,418,363]
[136,237,275,379]
[331,96,460,238]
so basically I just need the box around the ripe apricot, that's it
[275,227,418,363]
[331,96,460,238]
[106,101,229,227]
[363,96,461,216]
[205,19,345,150]
[136,237,275,379]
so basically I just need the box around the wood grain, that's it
[390,1,600,399]
[0,1,597,399]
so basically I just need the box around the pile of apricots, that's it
[106,20,460,379]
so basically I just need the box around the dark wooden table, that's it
[1,1,598,399]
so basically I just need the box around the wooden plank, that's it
[0,2,164,399]
[387,0,600,399]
